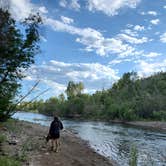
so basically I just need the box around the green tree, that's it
[65,81,84,99]
[0,9,41,121]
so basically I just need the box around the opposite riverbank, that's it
[123,121,166,131]
[108,120,166,132]
[0,119,113,166]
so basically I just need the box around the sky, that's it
[1,0,166,100]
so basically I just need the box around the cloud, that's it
[38,6,48,14]
[136,60,166,77]
[59,0,67,7]
[141,11,158,16]
[143,52,161,58]
[87,0,141,16]
[117,34,148,44]
[0,0,48,20]
[7,0,34,20]
[45,17,137,57]
[109,58,131,66]
[122,28,138,37]
[3,0,137,57]
[150,19,160,25]
[163,5,166,9]
[147,11,157,16]
[160,32,166,43]
[24,61,119,95]
[133,25,145,31]
[59,0,80,11]
[40,35,47,42]
[61,16,74,24]
[70,0,80,11]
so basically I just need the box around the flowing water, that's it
[13,112,166,166]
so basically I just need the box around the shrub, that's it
[0,156,20,166]
[129,145,138,166]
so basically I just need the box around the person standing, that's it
[47,116,63,152]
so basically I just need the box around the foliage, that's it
[0,156,21,166]
[0,9,41,121]
[0,134,6,143]
[129,145,138,166]
[65,81,84,99]
[18,72,166,121]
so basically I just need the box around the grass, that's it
[129,145,138,166]
[0,134,6,143]
[0,156,21,166]
[2,118,21,133]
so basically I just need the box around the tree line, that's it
[18,72,166,121]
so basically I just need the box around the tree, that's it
[0,9,41,121]
[65,81,84,99]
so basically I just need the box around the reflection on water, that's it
[13,112,166,166]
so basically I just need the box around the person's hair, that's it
[54,116,59,121]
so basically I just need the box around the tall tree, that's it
[65,81,84,99]
[0,9,41,121]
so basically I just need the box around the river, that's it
[13,112,166,166]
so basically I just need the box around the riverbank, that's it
[0,119,113,166]
[123,121,166,132]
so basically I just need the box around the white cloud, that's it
[45,17,136,57]
[1,0,48,21]
[4,0,145,57]
[150,19,160,25]
[40,35,47,42]
[160,32,166,43]
[7,0,34,20]
[147,11,157,16]
[87,0,141,16]
[59,0,80,11]
[141,11,158,16]
[117,34,148,44]
[122,29,138,37]
[38,6,48,14]
[70,0,80,11]
[163,5,166,9]
[136,60,166,77]
[109,58,131,65]
[59,0,67,8]
[24,61,119,95]
[133,25,145,31]
[143,52,161,58]
[61,16,74,24]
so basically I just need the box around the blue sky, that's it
[3,0,166,100]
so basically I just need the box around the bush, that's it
[152,111,166,121]
[0,134,6,143]
[129,145,138,166]
[0,156,20,166]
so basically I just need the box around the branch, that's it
[11,88,50,114]
[7,80,40,115]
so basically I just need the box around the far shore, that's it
[16,110,166,132]
[123,121,166,132]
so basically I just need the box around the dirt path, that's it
[0,120,113,166]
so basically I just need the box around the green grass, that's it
[0,134,6,143]
[0,156,21,166]
[2,119,21,133]
[129,145,138,166]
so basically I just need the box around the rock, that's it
[2,127,8,131]
[8,140,18,145]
